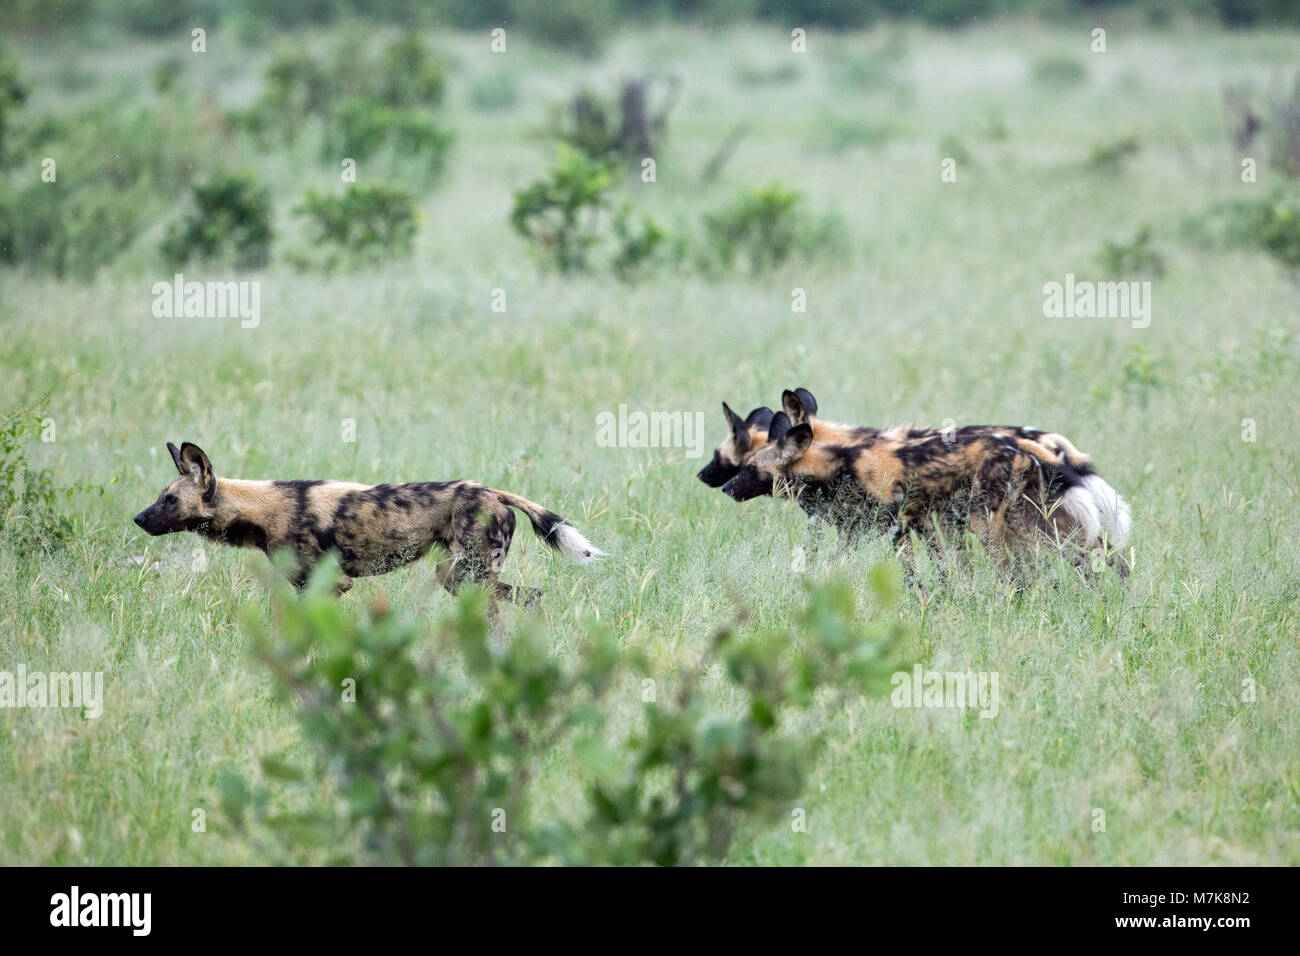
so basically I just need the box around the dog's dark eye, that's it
[165,494,178,505]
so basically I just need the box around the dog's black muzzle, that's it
[134,508,165,536]
[720,467,772,502]
[696,453,738,488]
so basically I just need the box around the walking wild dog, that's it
[708,389,1131,573]
[133,442,604,605]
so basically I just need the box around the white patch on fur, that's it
[1061,474,1132,546]
[553,524,606,564]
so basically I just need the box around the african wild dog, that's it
[715,396,1131,573]
[696,389,866,489]
[133,442,604,605]
[700,387,1095,530]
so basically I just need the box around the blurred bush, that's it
[233,34,448,146]
[222,563,907,865]
[1096,225,1165,276]
[1237,193,1300,272]
[161,172,272,270]
[700,184,845,274]
[512,144,668,278]
[0,396,74,552]
[322,98,454,178]
[2,94,210,277]
[293,184,418,270]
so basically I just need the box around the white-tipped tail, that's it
[1061,474,1132,547]
[553,523,606,565]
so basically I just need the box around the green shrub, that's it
[372,33,446,109]
[161,173,273,270]
[0,183,140,278]
[1,96,210,276]
[1096,225,1165,277]
[0,395,95,552]
[294,185,418,269]
[231,47,334,143]
[1236,193,1300,272]
[514,145,611,272]
[233,35,448,147]
[322,98,454,179]
[221,563,906,865]
[701,184,843,274]
[611,203,669,281]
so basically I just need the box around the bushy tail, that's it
[1020,433,1130,547]
[494,491,605,565]
[1058,473,1133,547]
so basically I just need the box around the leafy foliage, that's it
[1190,190,1300,274]
[322,98,454,178]
[161,172,273,270]
[223,563,907,865]
[1097,225,1165,276]
[1,96,209,276]
[294,185,418,269]
[701,184,843,274]
[511,145,667,278]
[1239,193,1300,272]
[232,34,449,155]
[0,395,101,552]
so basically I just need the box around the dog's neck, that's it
[195,477,277,549]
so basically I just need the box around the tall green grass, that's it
[1,21,1297,864]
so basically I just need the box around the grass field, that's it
[2,18,1299,865]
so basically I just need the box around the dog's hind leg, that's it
[496,583,543,608]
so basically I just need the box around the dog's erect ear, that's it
[782,388,819,425]
[781,390,807,424]
[167,442,185,475]
[767,410,793,442]
[178,442,216,501]
[722,402,750,453]
[773,422,814,465]
[744,406,775,430]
